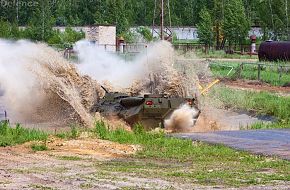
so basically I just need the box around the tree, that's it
[223,0,250,48]
[257,0,290,40]
[197,8,213,51]
[0,20,11,38]
[137,26,153,42]
[212,0,225,49]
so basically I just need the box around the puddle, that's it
[193,107,275,132]
[235,110,277,123]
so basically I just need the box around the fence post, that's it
[257,64,261,81]
[279,66,282,83]
[238,63,244,79]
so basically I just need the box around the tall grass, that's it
[249,122,290,130]
[210,62,290,86]
[208,86,290,125]
[0,122,48,147]
[196,50,257,59]
[94,121,251,161]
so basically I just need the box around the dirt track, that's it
[222,79,290,96]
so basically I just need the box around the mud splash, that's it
[0,40,101,127]
[30,44,103,127]
[0,40,199,129]
[164,104,199,132]
[75,41,195,97]
[127,41,194,97]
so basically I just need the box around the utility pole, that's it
[268,0,274,39]
[152,0,172,40]
[42,1,45,41]
[286,0,289,39]
[160,0,164,40]
[16,0,19,24]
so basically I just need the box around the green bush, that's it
[136,26,153,42]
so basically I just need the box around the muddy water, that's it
[193,107,274,132]
[0,41,102,128]
[28,45,103,127]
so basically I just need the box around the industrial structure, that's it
[258,41,290,61]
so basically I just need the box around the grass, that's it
[210,61,290,86]
[0,122,48,147]
[196,50,258,59]
[31,143,48,152]
[28,184,56,190]
[208,86,290,122]
[172,39,200,45]
[248,122,290,130]
[55,124,80,139]
[0,120,289,187]
[79,183,93,189]
[93,121,290,187]
[207,86,290,129]
[57,156,82,161]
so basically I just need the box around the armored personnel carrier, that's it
[91,86,199,129]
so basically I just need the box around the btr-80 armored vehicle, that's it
[91,86,199,129]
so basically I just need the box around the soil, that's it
[221,79,290,96]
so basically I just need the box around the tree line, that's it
[0,0,289,46]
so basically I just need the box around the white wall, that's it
[98,26,116,52]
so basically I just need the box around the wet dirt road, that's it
[174,129,290,160]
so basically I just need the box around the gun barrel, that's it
[101,86,109,93]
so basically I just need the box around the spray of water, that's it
[0,39,201,131]
[74,41,201,131]
[0,40,100,127]
[164,104,200,132]
[74,40,190,96]
[74,41,146,88]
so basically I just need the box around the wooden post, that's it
[257,64,261,81]
[279,66,282,83]
[160,0,164,40]
[238,63,244,79]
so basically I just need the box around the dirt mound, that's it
[47,137,139,158]
[2,136,139,159]
[222,79,290,94]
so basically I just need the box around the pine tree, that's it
[197,8,213,49]
[223,0,250,48]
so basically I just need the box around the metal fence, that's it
[210,61,290,86]
[173,43,260,53]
